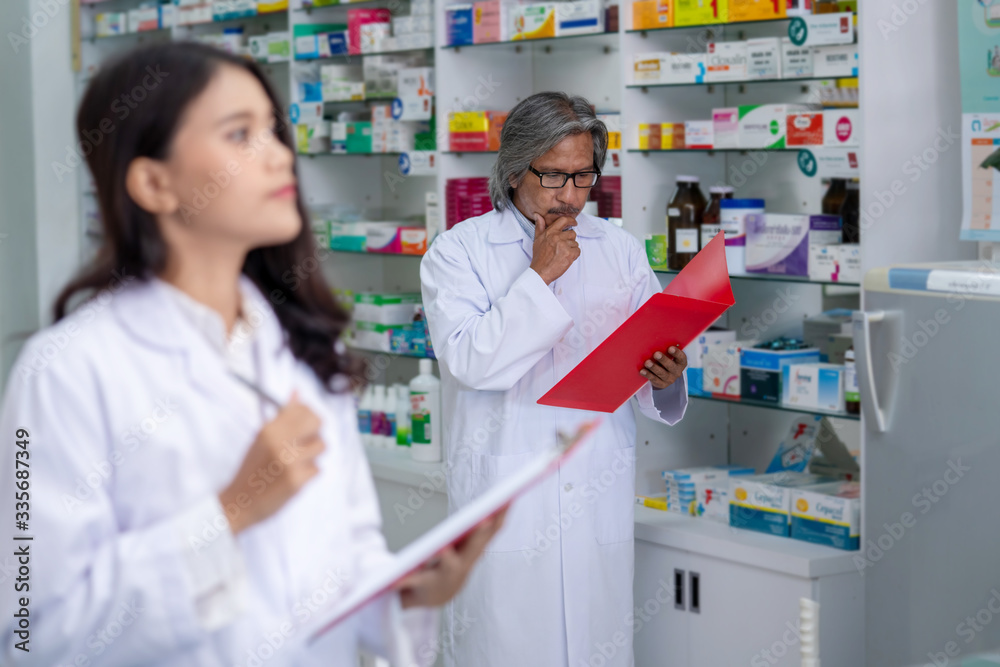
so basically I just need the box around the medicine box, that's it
[446,4,474,45]
[786,111,824,146]
[633,53,670,84]
[128,7,160,32]
[782,362,846,412]
[632,0,672,29]
[746,213,841,276]
[737,104,813,149]
[781,38,813,78]
[662,52,706,84]
[823,109,860,147]
[812,43,858,78]
[797,12,854,47]
[810,245,862,284]
[740,346,820,403]
[511,3,557,40]
[348,8,392,54]
[212,1,257,22]
[355,293,423,325]
[353,321,417,352]
[790,481,860,550]
[473,0,502,43]
[729,473,835,536]
[712,107,740,149]
[685,329,738,396]
[703,340,746,397]
[684,120,714,149]
[556,0,604,36]
[706,41,748,82]
[729,0,785,22]
[838,244,860,282]
[268,32,291,62]
[673,0,728,26]
[746,37,781,79]
[449,111,490,151]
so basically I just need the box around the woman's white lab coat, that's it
[420,208,688,667]
[0,277,434,666]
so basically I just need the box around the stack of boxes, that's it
[448,111,507,152]
[445,178,492,228]
[445,0,608,46]
[661,465,755,521]
[588,176,621,219]
[351,293,424,353]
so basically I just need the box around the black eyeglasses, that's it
[528,165,601,189]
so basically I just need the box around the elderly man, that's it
[420,92,688,666]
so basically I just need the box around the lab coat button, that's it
[564,483,573,492]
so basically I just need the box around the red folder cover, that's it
[537,232,735,413]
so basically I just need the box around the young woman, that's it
[0,42,501,666]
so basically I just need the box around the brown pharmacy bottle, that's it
[667,175,707,270]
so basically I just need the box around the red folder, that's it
[537,232,735,413]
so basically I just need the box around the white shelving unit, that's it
[69,1,977,664]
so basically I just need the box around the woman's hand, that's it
[219,392,326,534]
[394,507,508,609]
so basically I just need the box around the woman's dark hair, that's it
[55,41,363,391]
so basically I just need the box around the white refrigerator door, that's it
[858,281,1000,667]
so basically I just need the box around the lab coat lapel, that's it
[111,278,283,439]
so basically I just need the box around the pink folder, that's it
[537,232,735,413]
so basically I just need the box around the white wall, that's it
[0,0,81,389]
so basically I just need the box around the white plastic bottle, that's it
[371,385,387,449]
[394,383,411,449]
[410,359,441,462]
[385,385,398,449]
[358,385,374,447]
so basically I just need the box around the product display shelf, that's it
[654,267,859,287]
[347,343,434,360]
[633,506,858,578]
[440,31,619,52]
[624,13,856,34]
[689,393,860,421]
[90,27,172,41]
[304,46,433,61]
[295,0,404,12]
[626,75,856,90]
[364,446,445,489]
[330,247,425,256]
[627,147,803,154]
[297,151,406,156]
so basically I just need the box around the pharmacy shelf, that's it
[330,248,425,256]
[626,75,856,90]
[654,268,859,288]
[297,152,405,157]
[364,446,447,490]
[624,14,855,34]
[634,506,859,578]
[294,0,401,12]
[359,455,862,579]
[440,31,618,52]
[690,393,860,421]
[304,46,433,62]
[347,344,435,360]
[628,147,803,154]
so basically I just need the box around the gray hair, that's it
[489,92,608,211]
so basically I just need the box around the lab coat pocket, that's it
[592,443,636,546]
[471,451,558,553]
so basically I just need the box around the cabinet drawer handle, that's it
[674,568,685,610]
[689,572,700,614]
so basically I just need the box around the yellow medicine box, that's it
[632,0,673,29]
[729,0,784,22]
[448,111,489,133]
[673,0,728,26]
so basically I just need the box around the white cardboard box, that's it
[823,109,860,147]
[746,37,781,79]
[706,41,748,82]
[812,43,858,78]
[781,37,813,78]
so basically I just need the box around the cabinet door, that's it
[634,541,690,667]
[687,554,812,667]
